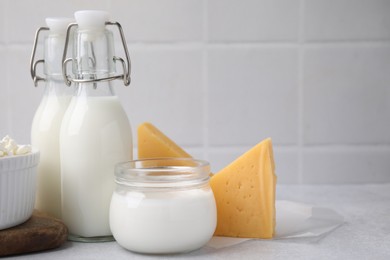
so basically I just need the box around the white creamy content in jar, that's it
[109,158,217,254]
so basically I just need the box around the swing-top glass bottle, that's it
[30,17,75,219]
[60,10,133,242]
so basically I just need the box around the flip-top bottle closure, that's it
[30,18,73,87]
[61,10,131,87]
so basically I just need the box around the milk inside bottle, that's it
[60,10,133,242]
[30,18,74,219]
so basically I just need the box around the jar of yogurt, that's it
[109,158,217,254]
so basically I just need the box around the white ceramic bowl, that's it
[0,149,39,230]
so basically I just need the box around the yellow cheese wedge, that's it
[137,122,215,177]
[210,138,276,238]
[138,122,192,159]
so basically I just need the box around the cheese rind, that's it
[137,122,191,159]
[210,138,276,238]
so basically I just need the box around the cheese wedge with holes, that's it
[138,122,192,159]
[210,138,276,238]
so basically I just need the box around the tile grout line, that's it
[297,0,306,184]
[112,40,390,50]
[202,0,210,161]
[204,143,390,149]
[4,0,12,136]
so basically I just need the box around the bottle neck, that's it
[43,32,75,98]
[75,81,115,97]
[43,76,74,97]
[70,27,117,98]
[72,29,116,79]
[44,34,66,77]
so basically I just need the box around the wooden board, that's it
[0,210,68,256]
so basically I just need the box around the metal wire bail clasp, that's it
[62,21,132,87]
[30,26,49,87]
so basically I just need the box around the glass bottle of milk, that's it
[60,10,133,242]
[30,18,75,219]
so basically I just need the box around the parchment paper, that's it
[207,200,345,249]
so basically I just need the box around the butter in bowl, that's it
[0,135,39,230]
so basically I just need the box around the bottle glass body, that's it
[31,31,74,219]
[60,83,132,241]
[60,23,132,241]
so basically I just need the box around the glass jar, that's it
[109,158,217,254]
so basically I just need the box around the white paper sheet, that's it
[206,200,345,249]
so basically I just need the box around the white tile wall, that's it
[5,0,109,43]
[1,0,389,184]
[208,0,300,42]
[109,0,203,42]
[303,148,390,184]
[303,45,390,145]
[6,46,43,144]
[305,0,390,41]
[116,48,204,146]
[0,48,9,135]
[0,1,5,43]
[208,47,299,146]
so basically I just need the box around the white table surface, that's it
[4,184,390,260]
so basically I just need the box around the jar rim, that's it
[115,158,210,188]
